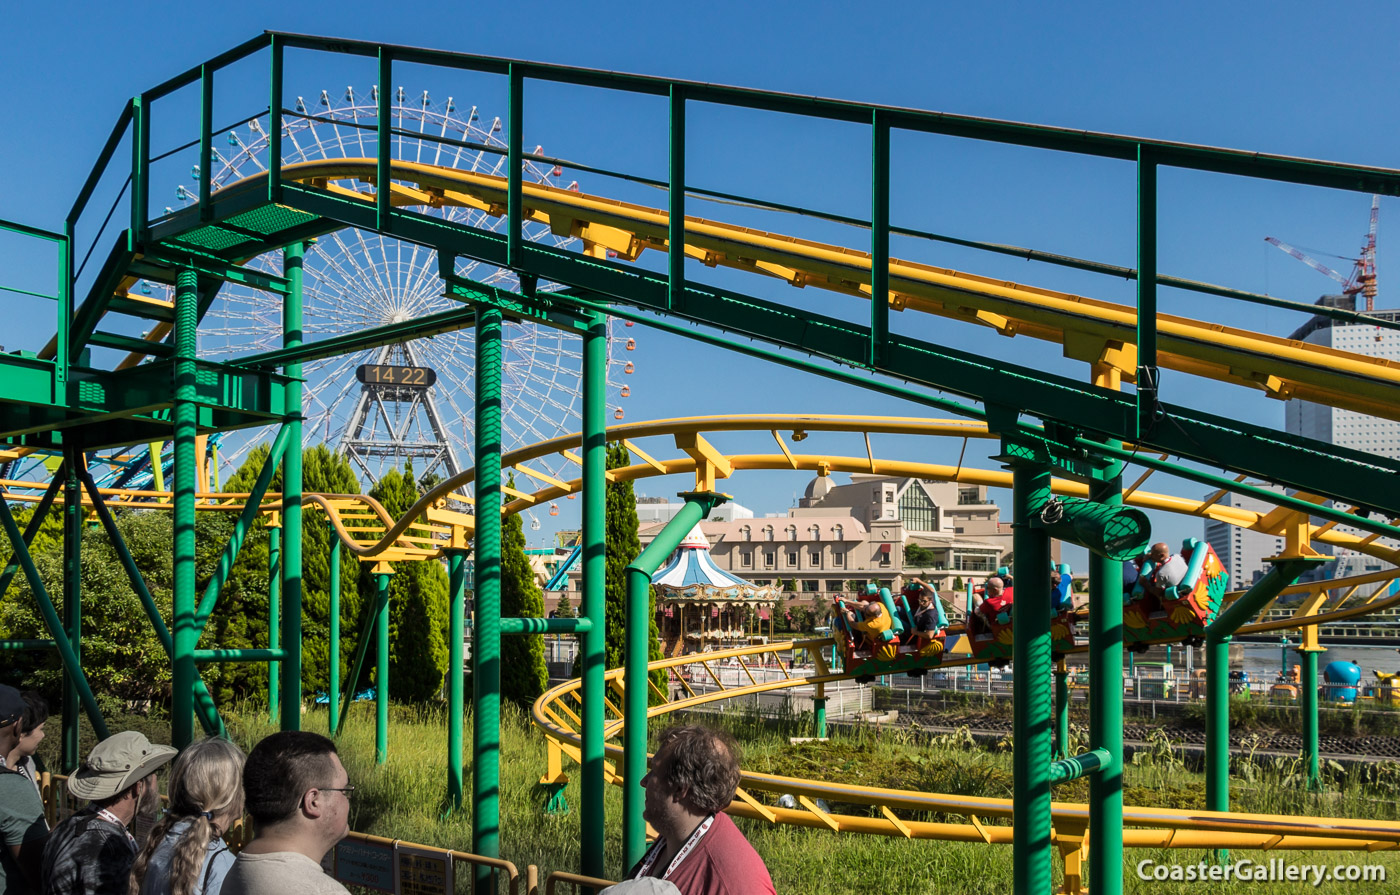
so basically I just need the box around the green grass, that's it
[39,706,1400,893]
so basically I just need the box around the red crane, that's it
[1265,194,1380,311]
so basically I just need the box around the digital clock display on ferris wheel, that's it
[356,364,438,388]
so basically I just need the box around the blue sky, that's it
[0,1,1393,563]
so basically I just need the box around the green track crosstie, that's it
[5,31,1400,895]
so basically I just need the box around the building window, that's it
[826,580,845,591]
[810,551,821,566]
[885,490,895,503]
[763,526,774,541]
[741,525,751,541]
[833,524,844,541]
[803,580,820,592]
[900,484,938,533]
[787,551,799,567]
[809,525,821,541]
[787,525,798,541]
[833,552,845,568]
[764,552,775,569]
[741,551,752,567]
[879,549,891,567]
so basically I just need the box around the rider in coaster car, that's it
[839,599,898,662]
[903,578,948,658]
[970,576,1013,633]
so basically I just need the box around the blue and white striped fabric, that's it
[652,527,779,602]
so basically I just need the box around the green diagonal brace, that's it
[335,572,391,737]
[78,467,222,736]
[0,494,108,739]
[0,463,65,601]
[194,423,291,633]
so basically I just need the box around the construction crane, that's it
[1266,194,1380,311]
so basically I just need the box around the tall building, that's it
[1285,296,1400,461]
[1280,296,1400,590]
[1202,488,1286,587]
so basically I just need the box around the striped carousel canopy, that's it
[652,525,780,602]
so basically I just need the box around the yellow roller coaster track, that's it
[77,159,1400,419]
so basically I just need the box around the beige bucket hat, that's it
[68,731,177,802]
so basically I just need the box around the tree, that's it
[212,443,364,707]
[904,543,940,568]
[363,462,449,703]
[953,576,965,592]
[498,473,549,709]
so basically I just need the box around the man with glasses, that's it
[222,731,352,895]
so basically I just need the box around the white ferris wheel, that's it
[151,85,635,490]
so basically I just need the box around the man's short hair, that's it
[20,692,48,732]
[242,730,339,827]
[655,725,741,816]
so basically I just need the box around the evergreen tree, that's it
[212,443,362,706]
[499,474,548,709]
[362,462,450,703]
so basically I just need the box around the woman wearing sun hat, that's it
[42,731,176,895]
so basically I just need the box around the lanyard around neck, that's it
[636,813,716,881]
[95,807,137,849]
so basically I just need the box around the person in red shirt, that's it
[629,725,776,895]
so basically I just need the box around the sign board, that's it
[396,844,454,895]
[334,838,396,893]
[356,364,438,388]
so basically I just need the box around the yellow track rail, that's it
[94,158,1400,418]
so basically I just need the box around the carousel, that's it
[652,525,781,655]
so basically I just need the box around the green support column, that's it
[1053,660,1069,761]
[1301,641,1322,791]
[473,306,505,894]
[268,523,280,716]
[328,530,341,735]
[446,547,468,810]
[280,242,304,731]
[1087,471,1124,895]
[623,493,725,868]
[62,449,82,770]
[172,266,200,749]
[1205,557,1320,844]
[1010,462,1053,895]
[579,312,607,879]
[374,566,392,765]
[814,682,827,739]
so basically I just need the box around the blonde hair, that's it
[129,736,245,895]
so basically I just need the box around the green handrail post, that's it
[1205,555,1321,860]
[1136,143,1159,437]
[1049,748,1111,784]
[268,522,280,717]
[0,491,107,748]
[580,311,607,880]
[268,36,283,203]
[79,466,221,736]
[172,266,199,748]
[374,566,392,765]
[445,547,468,812]
[130,94,150,248]
[473,306,504,894]
[870,108,890,368]
[328,529,341,735]
[1009,461,1053,895]
[56,221,71,400]
[498,617,592,635]
[506,66,523,269]
[375,49,392,233]
[194,424,292,633]
[280,242,305,732]
[1087,468,1124,895]
[622,491,726,868]
[667,85,685,312]
[62,448,83,770]
[814,682,827,738]
[198,63,213,221]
